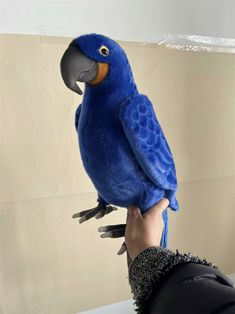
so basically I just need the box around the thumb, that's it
[144,198,169,219]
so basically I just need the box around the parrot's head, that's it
[60,33,136,96]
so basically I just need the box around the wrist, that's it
[131,243,158,260]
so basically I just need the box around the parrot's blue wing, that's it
[75,104,82,130]
[119,94,177,191]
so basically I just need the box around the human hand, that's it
[124,198,169,260]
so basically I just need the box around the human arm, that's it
[126,200,235,313]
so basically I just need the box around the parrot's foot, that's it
[72,203,118,223]
[98,224,126,238]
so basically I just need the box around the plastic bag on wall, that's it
[158,34,235,53]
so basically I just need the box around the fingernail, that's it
[162,198,170,207]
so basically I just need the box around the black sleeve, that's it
[128,247,235,314]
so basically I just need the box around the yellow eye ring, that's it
[98,45,109,57]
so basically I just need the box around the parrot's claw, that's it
[98,224,126,238]
[95,205,118,219]
[117,242,127,255]
[72,203,118,223]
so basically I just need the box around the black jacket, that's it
[128,247,235,313]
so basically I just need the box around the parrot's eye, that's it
[98,45,109,57]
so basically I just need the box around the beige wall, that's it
[0,34,235,313]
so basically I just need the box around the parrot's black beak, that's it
[60,41,98,95]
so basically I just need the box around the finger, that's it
[117,242,127,255]
[127,205,136,210]
[159,198,170,211]
[127,206,142,218]
[144,198,169,219]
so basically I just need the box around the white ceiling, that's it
[0,0,235,42]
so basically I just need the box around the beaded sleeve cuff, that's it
[128,246,217,313]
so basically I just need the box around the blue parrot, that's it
[60,34,179,248]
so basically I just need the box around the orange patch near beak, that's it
[89,62,109,85]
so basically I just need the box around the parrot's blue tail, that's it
[160,208,168,248]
